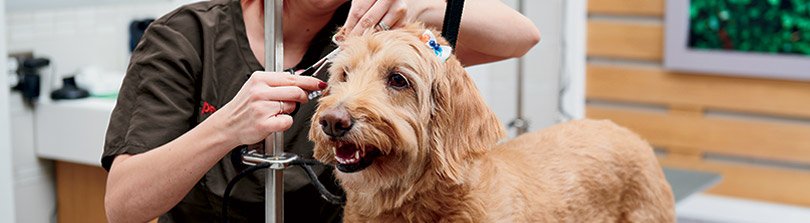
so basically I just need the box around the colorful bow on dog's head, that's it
[419,30,453,62]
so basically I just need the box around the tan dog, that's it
[310,23,675,222]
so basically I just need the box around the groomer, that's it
[102,0,540,222]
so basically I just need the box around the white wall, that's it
[7,0,167,11]
[1,0,20,221]
[468,0,585,136]
[562,0,587,119]
[5,0,197,76]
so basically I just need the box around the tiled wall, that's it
[5,0,198,76]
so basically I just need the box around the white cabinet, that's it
[35,98,115,166]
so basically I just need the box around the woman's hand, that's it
[344,0,410,35]
[209,71,327,146]
[343,0,540,66]
[105,72,325,223]
[407,0,541,66]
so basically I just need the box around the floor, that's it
[677,194,810,223]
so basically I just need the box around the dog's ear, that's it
[429,47,506,183]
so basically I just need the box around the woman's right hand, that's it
[208,71,327,146]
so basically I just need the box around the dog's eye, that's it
[386,72,409,89]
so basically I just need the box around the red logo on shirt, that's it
[201,101,217,115]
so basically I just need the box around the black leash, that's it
[441,0,466,48]
[221,158,345,223]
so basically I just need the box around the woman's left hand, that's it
[344,0,410,35]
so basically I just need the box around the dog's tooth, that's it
[354,150,361,160]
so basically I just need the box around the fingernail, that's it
[295,69,305,75]
[318,81,328,89]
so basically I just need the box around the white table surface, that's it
[35,98,115,167]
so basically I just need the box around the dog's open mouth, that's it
[333,141,381,173]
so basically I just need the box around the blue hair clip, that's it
[420,30,452,62]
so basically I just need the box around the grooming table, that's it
[662,167,722,203]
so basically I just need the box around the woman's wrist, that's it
[408,0,445,28]
[198,112,241,151]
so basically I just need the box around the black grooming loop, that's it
[441,0,465,48]
[222,154,345,223]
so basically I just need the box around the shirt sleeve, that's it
[101,23,202,171]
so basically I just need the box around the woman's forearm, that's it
[104,72,324,222]
[104,119,237,223]
[413,0,541,65]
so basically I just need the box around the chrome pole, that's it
[510,0,529,135]
[264,0,284,222]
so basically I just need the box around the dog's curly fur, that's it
[309,23,675,222]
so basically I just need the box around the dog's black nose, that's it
[320,108,353,138]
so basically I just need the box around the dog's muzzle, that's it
[318,107,381,173]
[319,107,354,138]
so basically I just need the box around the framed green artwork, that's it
[665,0,810,80]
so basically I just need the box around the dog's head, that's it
[310,23,505,191]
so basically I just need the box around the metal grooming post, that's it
[265,0,284,222]
[510,0,530,135]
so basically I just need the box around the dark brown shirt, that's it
[102,0,346,222]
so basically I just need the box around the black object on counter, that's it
[13,57,50,104]
[51,76,90,100]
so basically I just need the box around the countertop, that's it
[35,98,115,167]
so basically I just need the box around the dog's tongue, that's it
[335,143,360,160]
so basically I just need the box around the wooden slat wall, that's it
[588,106,810,164]
[587,22,663,61]
[588,0,664,16]
[660,155,810,207]
[588,65,810,118]
[587,0,810,206]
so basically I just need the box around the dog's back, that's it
[473,119,675,222]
